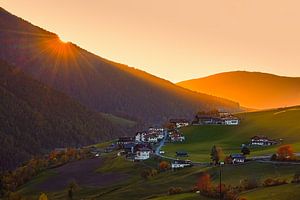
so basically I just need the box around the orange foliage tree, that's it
[159,161,170,171]
[197,173,213,194]
[277,145,295,161]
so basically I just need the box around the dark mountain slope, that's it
[0,8,240,125]
[0,59,124,170]
[177,71,300,109]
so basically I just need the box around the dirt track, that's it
[37,158,127,191]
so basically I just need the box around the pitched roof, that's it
[230,154,245,159]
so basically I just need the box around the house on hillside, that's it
[171,160,192,169]
[117,137,135,148]
[194,115,223,125]
[230,154,245,164]
[134,147,152,160]
[135,132,147,142]
[224,117,239,125]
[145,134,158,143]
[170,133,185,142]
[250,135,277,146]
[193,112,240,126]
[169,119,189,128]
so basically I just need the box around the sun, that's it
[59,34,69,43]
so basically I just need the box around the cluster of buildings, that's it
[192,112,240,126]
[169,119,190,128]
[117,127,165,161]
[135,127,165,143]
[168,130,185,142]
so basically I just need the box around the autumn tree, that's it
[197,173,212,194]
[210,145,223,165]
[159,161,170,171]
[277,145,295,161]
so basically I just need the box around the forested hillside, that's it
[0,7,240,125]
[0,60,124,170]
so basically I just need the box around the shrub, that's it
[263,178,287,187]
[140,169,157,180]
[276,145,296,161]
[168,187,183,195]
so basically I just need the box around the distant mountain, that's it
[0,59,126,170]
[0,7,240,125]
[177,71,300,109]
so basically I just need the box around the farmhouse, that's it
[134,147,151,160]
[169,119,189,128]
[224,117,239,125]
[145,134,158,143]
[230,154,245,164]
[251,135,277,146]
[135,132,147,142]
[148,127,164,132]
[170,133,185,142]
[171,160,192,169]
[193,112,240,126]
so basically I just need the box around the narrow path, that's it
[154,130,210,166]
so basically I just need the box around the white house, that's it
[146,135,158,143]
[135,147,151,160]
[135,132,147,142]
[169,119,189,128]
[171,160,192,169]
[171,134,185,142]
[230,154,245,164]
[149,127,164,132]
[157,131,165,140]
[224,118,239,125]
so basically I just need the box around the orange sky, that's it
[2,0,300,82]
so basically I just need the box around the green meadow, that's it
[163,106,300,162]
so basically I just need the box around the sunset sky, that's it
[2,0,300,82]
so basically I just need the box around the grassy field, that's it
[101,113,137,128]
[240,183,300,200]
[17,152,300,200]
[149,193,211,200]
[163,106,300,162]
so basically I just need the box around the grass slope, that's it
[164,106,300,162]
[240,184,300,200]
[18,151,300,200]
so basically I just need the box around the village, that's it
[89,110,283,170]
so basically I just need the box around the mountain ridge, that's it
[0,7,240,125]
[177,71,300,109]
